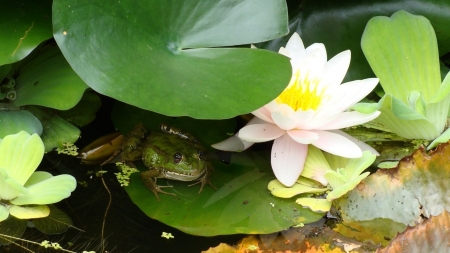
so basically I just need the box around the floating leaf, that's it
[334,218,406,247]
[12,44,89,110]
[53,0,291,119]
[33,205,73,234]
[27,106,80,152]
[377,211,450,253]
[335,142,450,227]
[0,110,42,138]
[9,205,49,219]
[126,151,323,236]
[58,91,101,127]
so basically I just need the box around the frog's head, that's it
[142,132,209,181]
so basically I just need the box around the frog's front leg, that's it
[189,162,216,193]
[140,169,175,201]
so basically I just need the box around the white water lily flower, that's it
[236,33,380,187]
[0,131,77,221]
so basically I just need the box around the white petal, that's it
[317,111,381,130]
[272,111,297,130]
[283,32,305,59]
[290,109,315,128]
[330,78,379,112]
[319,50,351,89]
[287,129,320,144]
[311,130,362,158]
[297,48,326,79]
[271,134,308,187]
[304,43,327,64]
[328,130,379,155]
[238,124,285,142]
[252,106,274,123]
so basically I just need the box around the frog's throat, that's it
[159,169,205,182]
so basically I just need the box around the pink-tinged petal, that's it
[290,109,315,128]
[319,50,351,89]
[238,124,285,142]
[211,117,266,151]
[252,106,274,123]
[211,135,253,152]
[271,134,308,186]
[264,100,281,114]
[301,113,340,130]
[283,32,305,59]
[330,78,379,112]
[287,129,320,144]
[317,111,381,130]
[272,111,297,130]
[311,130,362,158]
[328,130,379,155]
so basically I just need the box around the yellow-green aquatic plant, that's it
[356,10,450,149]
[269,145,376,212]
[0,131,77,222]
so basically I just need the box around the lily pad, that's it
[126,152,323,236]
[11,44,89,110]
[58,91,101,127]
[335,141,450,227]
[111,102,323,235]
[52,0,292,119]
[0,0,53,65]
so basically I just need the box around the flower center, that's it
[276,69,324,111]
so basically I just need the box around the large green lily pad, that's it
[126,152,323,236]
[53,0,291,119]
[0,0,53,65]
[111,102,323,235]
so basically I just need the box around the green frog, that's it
[109,123,215,200]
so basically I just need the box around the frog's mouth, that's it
[160,169,205,181]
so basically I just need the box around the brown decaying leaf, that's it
[377,210,450,253]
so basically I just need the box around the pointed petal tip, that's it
[211,135,252,152]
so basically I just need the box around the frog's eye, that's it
[173,152,183,163]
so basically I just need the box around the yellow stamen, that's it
[276,69,324,111]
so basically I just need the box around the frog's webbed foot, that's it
[140,172,175,201]
[188,163,216,193]
[188,177,216,194]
